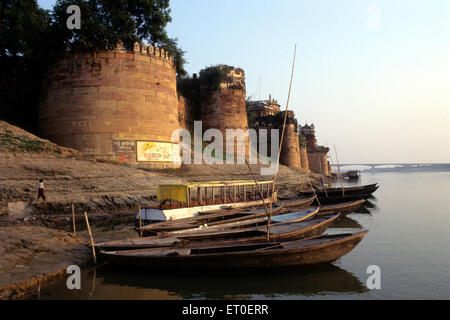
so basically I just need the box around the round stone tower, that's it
[279,123,301,168]
[39,43,180,167]
[199,65,249,159]
[300,146,309,172]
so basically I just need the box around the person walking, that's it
[37,178,46,202]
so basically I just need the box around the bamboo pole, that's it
[334,145,345,196]
[138,205,143,237]
[84,212,97,265]
[71,202,76,236]
[267,43,297,240]
[318,158,328,197]
[308,181,322,207]
[245,161,271,239]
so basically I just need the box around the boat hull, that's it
[99,231,368,270]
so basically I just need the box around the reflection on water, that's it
[353,198,379,214]
[329,216,363,229]
[36,263,368,300]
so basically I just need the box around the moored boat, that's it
[317,199,366,216]
[137,180,281,225]
[137,196,315,234]
[98,230,369,270]
[95,213,340,251]
[313,193,373,205]
[140,207,319,236]
[298,183,379,199]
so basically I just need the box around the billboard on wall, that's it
[136,141,179,162]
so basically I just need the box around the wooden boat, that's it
[345,170,361,180]
[95,213,340,252]
[313,193,373,205]
[167,213,339,242]
[143,208,319,237]
[98,230,369,270]
[138,196,315,235]
[317,200,366,216]
[299,183,379,198]
[138,180,278,224]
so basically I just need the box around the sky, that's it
[38,0,450,164]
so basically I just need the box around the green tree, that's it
[0,0,187,132]
[52,0,186,75]
[0,0,52,131]
[299,133,307,148]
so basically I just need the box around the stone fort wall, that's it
[200,67,249,157]
[279,123,301,169]
[39,43,181,167]
[307,151,329,176]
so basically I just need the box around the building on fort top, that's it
[300,123,331,176]
[247,95,281,117]
[248,100,302,169]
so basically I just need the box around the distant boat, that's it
[345,170,361,181]
[98,231,369,270]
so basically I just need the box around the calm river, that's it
[35,171,450,300]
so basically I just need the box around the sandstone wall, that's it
[308,151,329,176]
[200,67,249,158]
[300,146,309,172]
[39,44,180,167]
[279,123,301,168]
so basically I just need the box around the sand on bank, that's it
[0,120,319,299]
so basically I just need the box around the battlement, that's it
[114,41,175,67]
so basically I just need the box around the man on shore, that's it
[37,178,46,202]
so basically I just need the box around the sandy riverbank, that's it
[0,120,320,299]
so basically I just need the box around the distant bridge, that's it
[331,163,442,170]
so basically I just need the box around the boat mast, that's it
[267,43,297,240]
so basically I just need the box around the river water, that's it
[35,171,450,300]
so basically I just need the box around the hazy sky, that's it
[38,0,449,164]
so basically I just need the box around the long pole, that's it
[334,145,345,196]
[268,44,297,240]
[307,181,321,207]
[71,202,76,236]
[138,205,143,237]
[245,161,271,240]
[84,212,97,265]
[318,157,328,197]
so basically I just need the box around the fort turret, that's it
[199,65,249,158]
[39,42,182,167]
[300,123,330,175]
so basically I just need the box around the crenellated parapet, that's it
[115,41,175,67]
[39,42,180,167]
[219,66,246,91]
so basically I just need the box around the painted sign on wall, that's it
[136,141,179,162]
